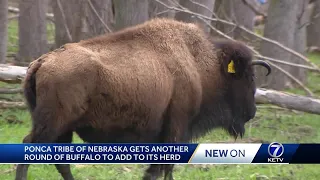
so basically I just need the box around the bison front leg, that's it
[142,114,188,180]
[162,109,191,180]
[143,164,163,180]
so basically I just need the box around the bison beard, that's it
[228,121,245,139]
[15,18,271,180]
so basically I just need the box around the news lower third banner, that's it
[0,143,319,164]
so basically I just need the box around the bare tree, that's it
[85,0,114,38]
[257,0,299,90]
[211,0,235,37]
[233,0,256,42]
[211,0,257,46]
[52,0,113,48]
[113,0,149,30]
[307,0,320,50]
[0,0,8,63]
[291,0,309,84]
[175,0,215,33]
[17,0,48,64]
[149,0,176,18]
[51,0,83,47]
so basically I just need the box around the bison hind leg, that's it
[15,104,81,180]
[54,131,74,180]
[16,132,75,180]
[15,134,32,180]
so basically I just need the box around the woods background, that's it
[1,0,320,179]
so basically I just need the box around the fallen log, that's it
[0,64,27,84]
[0,88,22,94]
[0,101,26,109]
[255,89,320,115]
[0,64,320,115]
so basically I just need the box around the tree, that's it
[0,0,8,63]
[113,0,149,31]
[211,0,234,37]
[211,0,258,40]
[307,0,320,50]
[51,0,113,48]
[149,0,175,19]
[175,0,215,33]
[51,0,82,47]
[233,0,256,42]
[85,0,114,38]
[290,0,309,84]
[17,0,48,64]
[257,0,299,90]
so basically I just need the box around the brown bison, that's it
[15,18,271,180]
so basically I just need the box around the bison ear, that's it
[227,60,236,73]
[222,58,246,78]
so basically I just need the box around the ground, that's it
[0,18,320,180]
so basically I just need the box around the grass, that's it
[1,19,320,180]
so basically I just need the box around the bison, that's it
[15,18,271,180]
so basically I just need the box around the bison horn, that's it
[251,60,271,76]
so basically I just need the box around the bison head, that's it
[215,40,271,138]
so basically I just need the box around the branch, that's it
[87,0,112,33]
[196,16,314,96]
[154,0,320,71]
[156,0,315,96]
[56,0,72,42]
[187,0,218,18]
[265,61,314,96]
[255,54,320,73]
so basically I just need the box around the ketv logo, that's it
[267,142,284,163]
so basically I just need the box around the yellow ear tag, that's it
[228,60,236,73]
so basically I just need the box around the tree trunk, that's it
[17,0,48,64]
[212,0,258,46]
[51,0,83,47]
[290,0,309,84]
[51,0,114,48]
[84,0,114,38]
[175,0,215,33]
[0,0,8,63]
[307,0,320,49]
[233,0,256,43]
[256,0,299,90]
[113,0,149,31]
[211,0,235,37]
[149,0,175,19]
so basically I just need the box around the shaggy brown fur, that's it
[15,18,270,180]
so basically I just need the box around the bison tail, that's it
[23,59,43,112]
